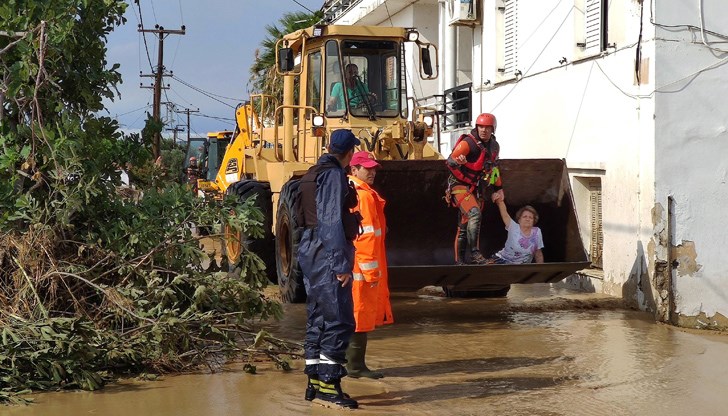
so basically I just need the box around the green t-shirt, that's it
[330,80,370,110]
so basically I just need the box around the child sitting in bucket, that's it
[487,193,544,264]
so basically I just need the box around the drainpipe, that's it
[667,195,676,324]
[444,1,457,91]
[439,1,446,94]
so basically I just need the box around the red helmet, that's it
[475,113,497,131]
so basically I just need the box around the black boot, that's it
[305,375,319,401]
[314,379,358,409]
[471,250,487,264]
[455,224,467,265]
[346,332,384,379]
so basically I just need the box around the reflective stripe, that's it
[360,225,382,236]
[319,382,338,394]
[319,354,340,365]
[359,261,379,271]
[305,358,320,365]
[353,273,365,281]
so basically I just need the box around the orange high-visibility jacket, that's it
[349,175,394,332]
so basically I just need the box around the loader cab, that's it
[188,131,232,182]
[183,136,207,171]
[322,39,406,119]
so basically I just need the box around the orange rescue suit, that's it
[348,175,394,332]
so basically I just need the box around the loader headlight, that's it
[423,115,434,127]
[311,114,325,137]
[406,29,420,42]
[312,114,325,127]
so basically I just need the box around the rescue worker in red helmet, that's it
[445,113,504,264]
[185,156,200,193]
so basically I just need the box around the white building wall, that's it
[471,1,657,309]
[653,0,728,324]
[327,0,728,326]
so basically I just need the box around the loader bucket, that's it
[374,159,591,291]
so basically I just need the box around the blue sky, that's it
[103,0,323,139]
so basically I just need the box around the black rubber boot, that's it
[346,332,384,379]
[455,224,467,264]
[314,379,358,409]
[305,376,319,401]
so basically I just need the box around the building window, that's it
[496,0,518,81]
[577,0,608,57]
[574,176,603,269]
[589,183,603,268]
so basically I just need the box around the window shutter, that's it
[503,0,518,74]
[589,188,603,268]
[584,0,602,54]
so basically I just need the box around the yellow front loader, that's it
[190,24,590,303]
[192,24,441,301]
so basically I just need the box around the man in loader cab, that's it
[298,129,361,409]
[446,113,504,265]
[327,63,376,112]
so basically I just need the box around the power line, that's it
[139,25,186,158]
[114,104,152,118]
[126,107,151,129]
[134,0,154,71]
[128,2,144,73]
[172,75,243,101]
[192,113,235,122]
[149,0,159,23]
[178,0,185,24]
[171,75,239,108]
[170,31,182,68]
[169,87,198,109]
[292,0,315,13]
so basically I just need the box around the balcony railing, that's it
[322,0,363,23]
[442,82,472,131]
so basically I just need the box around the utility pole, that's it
[166,125,185,145]
[139,24,185,159]
[176,108,199,142]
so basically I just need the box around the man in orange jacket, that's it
[346,151,394,379]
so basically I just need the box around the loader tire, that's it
[224,180,276,282]
[442,285,511,299]
[275,179,306,303]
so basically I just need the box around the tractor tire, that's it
[275,179,306,303]
[224,180,276,282]
[442,285,511,299]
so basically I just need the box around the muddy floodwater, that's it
[8,284,728,416]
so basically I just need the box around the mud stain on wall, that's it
[676,311,728,331]
[671,240,701,276]
[649,203,670,321]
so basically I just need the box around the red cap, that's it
[350,151,380,168]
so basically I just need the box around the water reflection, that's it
[7,284,728,416]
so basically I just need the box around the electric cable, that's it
[172,75,242,105]
[149,0,159,24]
[491,5,574,112]
[114,104,152,118]
[135,0,155,71]
[292,0,315,14]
